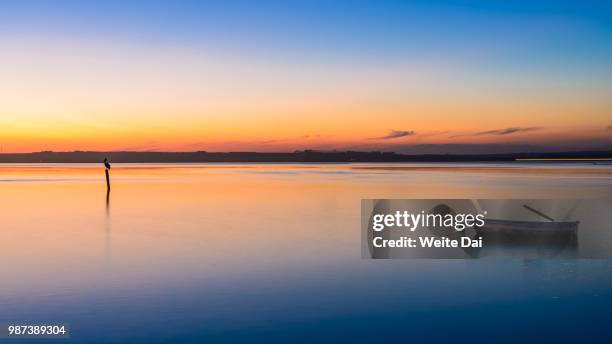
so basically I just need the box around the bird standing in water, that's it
[104,158,111,190]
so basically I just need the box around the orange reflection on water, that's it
[0,163,611,296]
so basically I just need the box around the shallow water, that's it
[1,163,611,343]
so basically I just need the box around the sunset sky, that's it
[1,0,611,153]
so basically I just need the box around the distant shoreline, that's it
[1,150,611,163]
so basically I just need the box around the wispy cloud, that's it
[607,125,612,131]
[301,134,323,139]
[118,140,162,151]
[369,130,415,140]
[475,127,542,136]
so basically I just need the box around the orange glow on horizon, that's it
[1,37,611,153]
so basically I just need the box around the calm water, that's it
[1,163,612,343]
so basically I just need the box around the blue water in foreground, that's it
[1,163,611,343]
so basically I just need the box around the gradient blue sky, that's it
[3,1,611,62]
[1,0,611,152]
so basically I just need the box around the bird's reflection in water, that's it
[105,189,111,263]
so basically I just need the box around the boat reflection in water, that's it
[477,216,578,258]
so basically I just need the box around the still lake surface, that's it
[1,163,612,343]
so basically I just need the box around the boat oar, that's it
[523,204,554,222]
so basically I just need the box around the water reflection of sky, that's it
[0,163,611,343]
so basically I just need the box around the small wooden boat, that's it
[472,204,579,257]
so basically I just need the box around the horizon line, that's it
[2,149,612,156]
